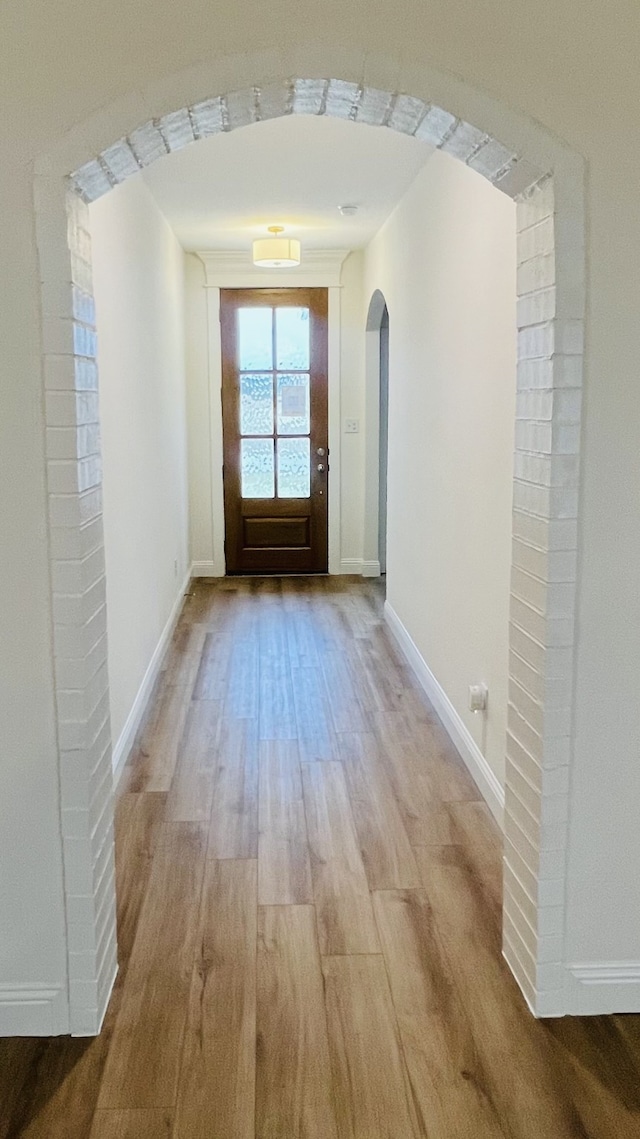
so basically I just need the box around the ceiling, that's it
[141,114,434,252]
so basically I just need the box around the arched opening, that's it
[33,69,585,1032]
[364,288,390,580]
[378,304,389,576]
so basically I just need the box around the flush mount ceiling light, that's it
[338,204,359,216]
[252,226,301,268]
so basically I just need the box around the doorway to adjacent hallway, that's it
[378,302,389,578]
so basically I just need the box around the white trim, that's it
[191,560,219,577]
[566,963,640,1015]
[111,568,192,786]
[339,558,363,573]
[339,557,381,576]
[571,962,640,984]
[0,983,69,1036]
[205,286,227,579]
[327,286,341,575]
[384,600,505,826]
[197,248,349,288]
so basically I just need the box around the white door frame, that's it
[197,252,347,576]
[362,288,390,575]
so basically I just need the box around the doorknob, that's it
[317,463,325,472]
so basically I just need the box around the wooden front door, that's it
[221,288,329,574]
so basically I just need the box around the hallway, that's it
[2,577,640,1138]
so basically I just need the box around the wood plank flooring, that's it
[2,576,640,1138]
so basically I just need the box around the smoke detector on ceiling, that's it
[338,204,359,216]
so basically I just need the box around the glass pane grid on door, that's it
[238,306,311,499]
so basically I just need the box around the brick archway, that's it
[35,72,585,1033]
[68,80,547,202]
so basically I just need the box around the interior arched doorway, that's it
[378,305,389,575]
[34,56,585,1031]
[363,289,390,578]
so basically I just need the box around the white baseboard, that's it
[384,600,505,827]
[111,567,192,786]
[0,982,69,1036]
[191,560,220,577]
[338,558,363,575]
[565,962,640,1014]
[338,558,381,577]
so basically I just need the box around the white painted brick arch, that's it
[68,79,547,203]
[34,71,584,1032]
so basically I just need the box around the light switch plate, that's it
[344,418,359,433]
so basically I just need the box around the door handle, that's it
[317,463,325,472]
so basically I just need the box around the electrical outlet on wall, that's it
[468,684,488,713]
[344,418,359,433]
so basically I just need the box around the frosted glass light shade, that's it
[253,236,301,268]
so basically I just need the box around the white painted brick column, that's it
[503,177,584,1016]
[36,178,117,1036]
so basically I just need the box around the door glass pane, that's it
[238,307,272,370]
[241,438,274,498]
[277,373,310,435]
[276,307,309,370]
[277,437,310,498]
[240,373,273,435]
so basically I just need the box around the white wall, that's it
[183,252,366,573]
[364,150,516,785]
[90,176,189,762]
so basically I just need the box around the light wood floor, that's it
[3,577,640,1138]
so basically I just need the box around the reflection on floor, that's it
[2,576,640,1138]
